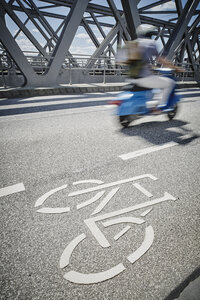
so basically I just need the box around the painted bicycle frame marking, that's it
[35,174,177,284]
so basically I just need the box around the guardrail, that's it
[0,51,199,85]
[0,52,13,88]
[62,55,127,84]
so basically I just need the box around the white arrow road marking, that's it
[0,183,25,197]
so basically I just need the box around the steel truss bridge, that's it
[0,0,200,87]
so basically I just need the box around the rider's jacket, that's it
[137,38,159,78]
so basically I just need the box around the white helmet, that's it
[136,24,157,37]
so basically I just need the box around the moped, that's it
[110,68,180,128]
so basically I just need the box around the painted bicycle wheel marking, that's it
[34,174,177,285]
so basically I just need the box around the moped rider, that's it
[128,24,183,111]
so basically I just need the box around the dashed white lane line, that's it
[0,183,25,197]
[119,142,177,160]
[119,132,198,161]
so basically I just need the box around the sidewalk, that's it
[0,81,199,99]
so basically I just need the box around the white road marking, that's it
[34,184,68,207]
[127,225,154,263]
[119,142,177,160]
[133,183,153,198]
[92,188,119,215]
[140,208,152,217]
[76,191,105,210]
[114,226,131,241]
[102,217,144,227]
[64,263,126,284]
[36,207,70,214]
[73,179,104,185]
[84,192,176,248]
[0,183,25,197]
[63,226,154,284]
[60,234,86,269]
[68,174,157,197]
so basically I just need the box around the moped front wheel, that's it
[167,104,178,120]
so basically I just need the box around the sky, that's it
[4,0,200,55]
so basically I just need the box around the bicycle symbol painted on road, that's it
[34,174,176,284]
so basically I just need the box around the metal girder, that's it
[0,0,199,86]
[1,1,49,59]
[25,0,78,66]
[139,0,171,12]
[89,12,116,57]
[106,0,130,41]
[10,4,178,30]
[86,23,120,69]
[162,0,200,59]
[175,0,182,16]
[27,0,59,44]
[90,12,106,39]
[15,0,55,51]
[1,0,89,86]
[82,18,100,48]
[186,41,200,82]
[46,0,89,78]
[0,17,36,85]
[121,0,141,40]
[13,18,29,39]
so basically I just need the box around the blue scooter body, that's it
[116,69,180,119]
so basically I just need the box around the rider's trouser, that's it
[133,75,175,105]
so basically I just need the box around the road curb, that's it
[164,267,200,300]
[0,82,199,99]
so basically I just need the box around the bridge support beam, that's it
[0,0,89,86]
[121,0,141,40]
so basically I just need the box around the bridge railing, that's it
[62,55,127,84]
[0,51,199,85]
[0,51,13,87]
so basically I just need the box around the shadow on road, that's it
[164,266,200,300]
[120,119,199,146]
[0,93,114,116]
[178,92,200,99]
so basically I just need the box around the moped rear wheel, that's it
[167,104,178,120]
[119,116,130,128]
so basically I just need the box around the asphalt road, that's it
[0,88,200,300]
